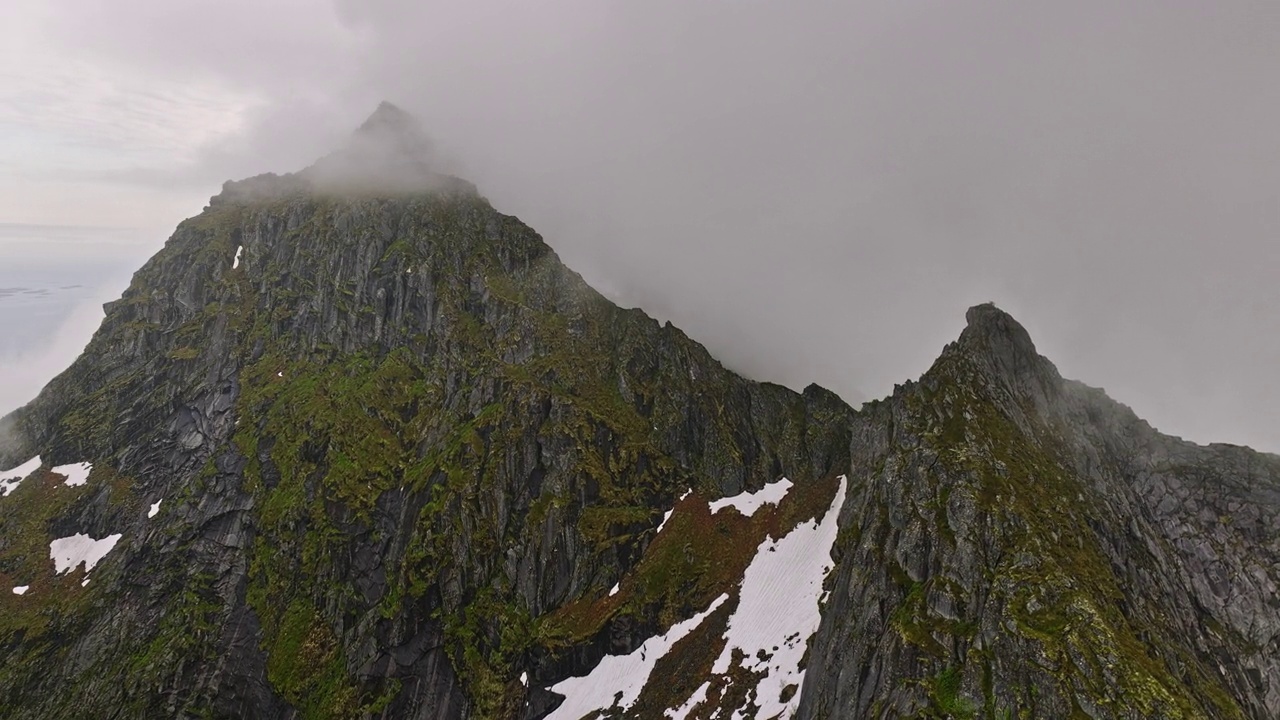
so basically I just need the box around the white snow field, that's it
[707,477,794,519]
[0,456,41,496]
[148,500,162,518]
[546,475,848,719]
[703,476,848,719]
[232,245,243,269]
[656,488,693,535]
[546,594,730,720]
[49,533,123,575]
[12,585,28,595]
[51,461,92,487]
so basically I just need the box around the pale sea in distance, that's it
[0,223,160,415]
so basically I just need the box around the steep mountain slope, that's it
[800,305,1280,719]
[0,105,1276,719]
[0,104,850,719]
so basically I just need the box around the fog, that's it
[3,1,1279,451]
[0,298,105,416]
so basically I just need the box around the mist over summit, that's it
[210,102,469,206]
[0,103,1275,720]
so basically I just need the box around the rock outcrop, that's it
[0,106,1275,719]
[801,304,1280,719]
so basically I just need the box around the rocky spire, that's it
[955,303,1059,384]
[917,303,1068,433]
[301,101,471,196]
[352,101,436,163]
[210,102,468,206]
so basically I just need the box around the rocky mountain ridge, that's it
[0,105,1275,719]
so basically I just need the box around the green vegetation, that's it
[19,180,1225,720]
[930,666,976,719]
[897,347,1246,719]
[202,192,833,717]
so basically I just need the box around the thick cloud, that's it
[4,1,1279,451]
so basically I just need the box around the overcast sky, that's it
[1,1,1278,452]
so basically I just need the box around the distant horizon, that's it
[0,224,149,415]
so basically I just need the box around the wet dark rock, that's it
[0,107,1275,719]
[798,307,1280,719]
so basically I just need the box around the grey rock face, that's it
[799,304,1280,719]
[0,123,848,717]
[0,107,1275,720]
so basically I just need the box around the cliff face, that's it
[0,107,1275,719]
[0,106,850,720]
[800,305,1280,719]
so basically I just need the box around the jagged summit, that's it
[2,101,1278,720]
[210,102,470,206]
[348,100,436,164]
[361,100,412,126]
[944,302,1063,396]
[356,101,429,143]
[305,101,463,195]
[957,303,1040,363]
[0,113,865,714]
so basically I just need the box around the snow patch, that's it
[49,533,123,575]
[705,476,847,719]
[655,488,693,535]
[148,500,162,518]
[232,245,243,269]
[608,582,619,597]
[0,456,41,497]
[666,681,710,719]
[52,461,92,487]
[519,672,528,686]
[708,477,793,519]
[12,586,28,595]
[547,593,730,720]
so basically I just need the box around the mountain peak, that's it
[931,303,1063,406]
[5,131,1279,717]
[299,101,467,195]
[209,102,470,206]
[363,100,413,124]
[959,303,1038,357]
[352,101,434,158]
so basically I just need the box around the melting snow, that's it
[703,476,848,720]
[520,672,528,686]
[12,586,28,595]
[52,462,92,487]
[232,245,243,269]
[608,582,620,597]
[655,488,693,535]
[0,456,41,497]
[667,682,710,719]
[546,593,730,720]
[707,478,794,519]
[148,500,162,518]
[49,533,123,575]
[542,476,849,719]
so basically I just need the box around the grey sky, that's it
[1,1,1278,452]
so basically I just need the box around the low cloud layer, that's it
[0,295,104,417]
[2,1,1279,452]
